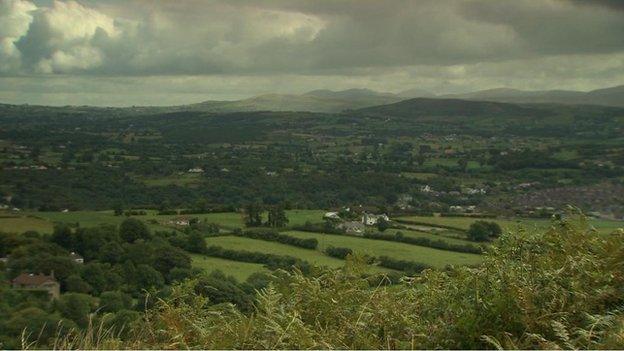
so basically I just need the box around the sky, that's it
[0,0,623,106]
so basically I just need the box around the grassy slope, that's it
[285,230,483,268]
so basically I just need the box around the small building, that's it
[69,252,84,264]
[11,273,60,299]
[339,221,366,235]
[169,216,191,226]
[361,213,389,226]
[187,167,204,173]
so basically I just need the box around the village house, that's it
[361,213,389,226]
[11,273,61,299]
[187,167,204,173]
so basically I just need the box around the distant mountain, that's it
[183,89,403,113]
[441,85,624,107]
[397,88,436,99]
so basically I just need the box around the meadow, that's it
[284,230,483,268]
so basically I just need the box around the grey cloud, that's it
[0,0,622,106]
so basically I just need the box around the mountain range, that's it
[176,85,624,113]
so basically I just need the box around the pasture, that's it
[284,230,483,268]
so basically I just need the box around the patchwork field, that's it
[284,230,483,268]
[2,209,619,282]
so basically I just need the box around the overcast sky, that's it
[1,0,623,106]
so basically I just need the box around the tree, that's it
[55,293,95,327]
[50,224,74,250]
[119,218,151,243]
[377,218,390,232]
[99,291,133,313]
[185,231,207,253]
[152,246,191,281]
[467,220,502,242]
[4,307,75,347]
[65,274,92,294]
[266,205,289,228]
[244,203,263,227]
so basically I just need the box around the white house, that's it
[187,168,204,173]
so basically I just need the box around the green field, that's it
[284,231,483,268]
[0,215,54,233]
[0,209,327,233]
[191,254,269,281]
[396,215,623,235]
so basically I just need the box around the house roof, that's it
[12,273,58,286]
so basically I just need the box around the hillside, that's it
[183,89,402,113]
[441,85,624,107]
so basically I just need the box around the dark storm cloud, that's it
[0,0,623,105]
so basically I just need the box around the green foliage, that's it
[119,218,151,243]
[48,215,624,349]
[467,220,503,242]
[98,291,133,313]
[55,293,95,327]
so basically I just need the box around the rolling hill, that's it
[441,85,624,107]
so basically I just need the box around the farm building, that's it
[11,273,60,299]
[169,216,191,226]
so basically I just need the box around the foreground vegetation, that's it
[23,214,624,349]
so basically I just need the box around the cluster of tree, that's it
[363,232,483,254]
[467,220,503,242]
[243,203,289,228]
[294,221,346,235]
[233,230,318,250]
[204,246,311,273]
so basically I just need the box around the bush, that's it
[467,220,502,242]
[234,230,318,249]
[324,246,353,259]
